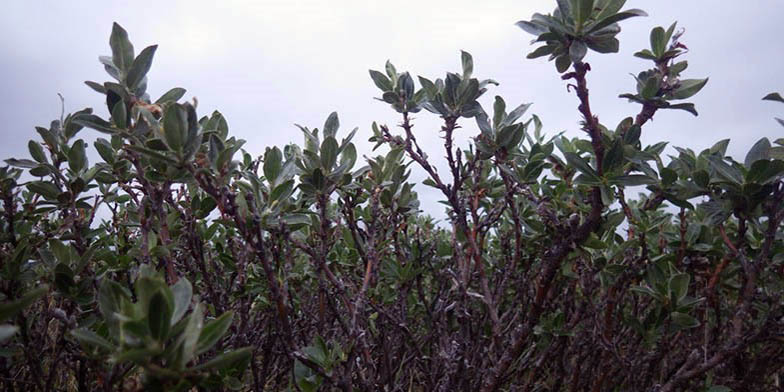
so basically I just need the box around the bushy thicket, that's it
[2,1,784,391]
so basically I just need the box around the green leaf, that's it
[516,20,547,36]
[70,328,114,351]
[744,138,771,168]
[609,175,657,187]
[555,54,571,73]
[527,44,556,59]
[171,278,192,325]
[67,140,88,173]
[369,70,393,91]
[180,303,203,366]
[163,104,187,151]
[762,92,784,103]
[586,9,648,34]
[586,37,619,53]
[461,50,473,79]
[641,76,659,100]
[564,152,599,179]
[669,273,689,301]
[73,114,116,134]
[125,45,157,92]
[196,311,233,354]
[111,101,127,129]
[155,87,187,104]
[660,167,678,186]
[670,78,708,100]
[263,147,283,183]
[4,158,38,169]
[192,346,252,372]
[28,141,47,163]
[569,40,588,63]
[573,0,595,27]
[148,291,171,342]
[665,103,698,116]
[320,137,339,170]
[27,181,61,199]
[109,22,134,72]
[323,112,340,139]
[650,26,666,57]
[670,311,699,329]
[707,155,743,184]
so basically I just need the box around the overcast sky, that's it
[2,1,782,218]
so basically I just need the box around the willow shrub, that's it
[2,1,784,391]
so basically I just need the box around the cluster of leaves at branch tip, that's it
[2,0,784,390]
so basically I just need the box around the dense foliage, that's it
[2,1,784,390]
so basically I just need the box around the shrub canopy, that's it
[2,1,784,391]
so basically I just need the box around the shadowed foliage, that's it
[2,1,784,391]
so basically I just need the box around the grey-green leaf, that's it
[670,78,708,100]
[125,45,157,91]
[744,138,771,168]
[109,22,134,72]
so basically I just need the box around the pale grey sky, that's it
[2,1,782,217]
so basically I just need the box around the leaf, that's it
[155,87,186,104]
[573,0,595,27]
[669,273,689,301]
[171,278,192,325]
[665,103,698,116]
[610,175,657,187]
[762,92,784,103]
[148,292,171,342]
[70,328,114,351]
[555,54,571,73]
[4,158,38,169]
[586,9,648,34]
[569,40,588,63]
[503,102,532,128]
[670,78,708,100]
[323,112,339,139]
[586,37,619,53]
[180,303,204,366]
[27,181,61,199]
[707,155,743,184]
[527,44,556,59]
[515,20,547,36]
[196,311,233,354]
[73,114,116,134]
[641,76,659,100]
[369,70,392,92]
[744,138,771,168]
[660,167,678,186]
[564,152,599,179]
[28,141,47,163]
[192,346,252,372]
[320,137,339,170]
[263,147,283,183]
[109,22,134,72]
[163,104,187,151]
[461,50,473,79]
[670,311,700,329]
[650,26,666,57]
[125,45,157,91]
[85,81,107,94]
[111,101,126,129]
[67,140,88,173]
